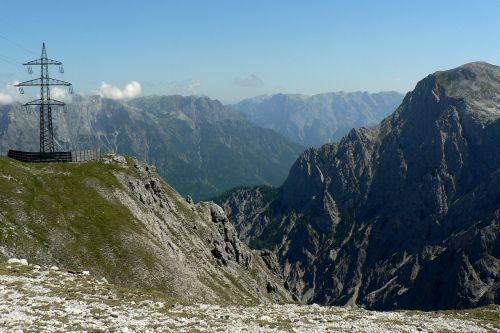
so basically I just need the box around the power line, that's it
[0,33,36,55]
[0,51,24,67]
[0,55,23,70]
[0,34,33,70]
[0,52,21,63]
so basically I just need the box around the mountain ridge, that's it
[231,91,404,147]
[217,61,500,310]
[0,94,304,200]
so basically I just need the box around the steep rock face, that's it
[0,95,304,200]
[0,155,292,304]
[219,62,500,310]
[215,186,278,244]
[232,91,403,147]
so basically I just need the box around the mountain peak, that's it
[434,61,499,85]
[433,61,500,121]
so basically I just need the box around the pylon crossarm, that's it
[23,58,62,66]
[24,98,65,106]
[15,78,72,87]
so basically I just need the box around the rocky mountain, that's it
[217,62,500,310]
[0,154,292,304]
[232,91,403,147]
[0,95,304,200]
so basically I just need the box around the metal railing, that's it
[71,149,101,162]
[7,149,101,163]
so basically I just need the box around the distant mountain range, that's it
[231,91,403,147]
[0,91,405,200]
[0,95,304,200]
[217,62,500,310]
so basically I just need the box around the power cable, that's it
[0,33,36,55]
[0,53,24,69]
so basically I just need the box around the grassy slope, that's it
[0,156,293,305]
[0,157,158,283]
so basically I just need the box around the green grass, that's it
[0,157,158,288]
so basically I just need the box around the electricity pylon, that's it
[15,43,72,153]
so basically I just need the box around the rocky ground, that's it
[0,259,498,332]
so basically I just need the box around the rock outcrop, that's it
[218,62,500,310]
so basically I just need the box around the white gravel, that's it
[0,259,497,333]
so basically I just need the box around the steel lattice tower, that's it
[16,43,72,153]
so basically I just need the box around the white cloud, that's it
[0,92,14,105]
[0,81,74,105]
[51,87,73,103]
[97,80,142,100]
[233,75,264,88]
[167,79,201,95]
[0,80,23,105]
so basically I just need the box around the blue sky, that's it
[0,0,499,102]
